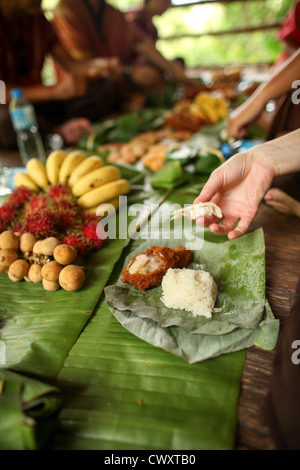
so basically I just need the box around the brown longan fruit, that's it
[40,237,60,256]
[0,231,19,251]
[53,244,77,265]
[41,261,62,282]
[0,249,18,270]
[59,265,85,292]
[28,263,43,283]
[19,233,37,253]
[8,259,29,282]
[42,279,60,292]
[32,240,43,255]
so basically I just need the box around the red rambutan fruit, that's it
[60,233,87,258]
[47,184,72,200]
[0,203,15,233]
[22,207,59,238]
[82,221,106,249]
[7,186,34,208]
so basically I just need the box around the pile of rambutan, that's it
[0,185,106,258]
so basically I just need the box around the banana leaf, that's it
[0,236,130,379]
[106,230,266,334]
[104,229,279,363]
[52,298,246,450]
[0,369,60,450]
[151,161,191,190]
[195,153,222,174]
[49,229,277,449]
[166,146,198,165]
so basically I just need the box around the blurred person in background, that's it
[126,0,172,46]
[52,0,197,109]
[226,49,300,217]
[276,0,300,67]
[0,0,119,149]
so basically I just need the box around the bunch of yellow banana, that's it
[14,150,131,214]
[189,92,228,124]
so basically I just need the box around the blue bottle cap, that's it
[10,89,24,99]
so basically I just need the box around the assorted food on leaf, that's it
[121,245,192,292]
[161,268,218,318]
[105,128,192,168]
[121,243,219,317]
[165,92,228,132]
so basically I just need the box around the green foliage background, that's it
[43,0,293,66]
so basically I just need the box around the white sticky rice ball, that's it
[161,268,218,318]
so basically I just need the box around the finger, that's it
[195,212,223,227]
[209,215,238,235]
[227,216,252,240]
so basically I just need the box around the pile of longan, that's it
[0,230,85,292]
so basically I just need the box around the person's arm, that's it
[5,72,86,104]
[227,49,300,138]
[194,129,300,239]
[134,38,197,88]
[51,42,123,80]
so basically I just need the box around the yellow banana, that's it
[14,172,39,191]
[195,92,215,107]
[85,197,120,216]
[26,158,49,188]
[77,179,130,208]
[58,150,86,184]
[46,150,68,185]
[215,100,228,119]
[199,103,220,124]
[72,165,121,197]
[189,103,207,120]
[68,155,104,188]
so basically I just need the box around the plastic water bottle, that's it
[9,89,46,165]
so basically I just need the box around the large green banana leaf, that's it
[104,229,278,363]
[0,166,278,449]
[0,369,60,450]
[0,166,164,380]
[0,237,130,379]
[50,225,277,450]
[52,299,246,450]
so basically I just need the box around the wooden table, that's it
[236,203,300,450]
[1,150,300,450]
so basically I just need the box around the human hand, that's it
[226,96,265,139]
[86,57,123,80]
[52,73,87,100]
[130,64,162,88]
[193,149,276,239]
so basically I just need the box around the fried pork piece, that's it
[121,245,192,291]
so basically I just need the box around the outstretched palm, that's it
[194,152,276,239]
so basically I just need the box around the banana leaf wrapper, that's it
[105,229,279,363]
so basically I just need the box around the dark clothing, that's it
[263,278,300,450]
[53,0,141,64]
[267,89,300,142]
[0,9,59,86]
[0,79,116,150]
[0,7,117,150]
[125,8,159,44]
[267,89,300,201]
